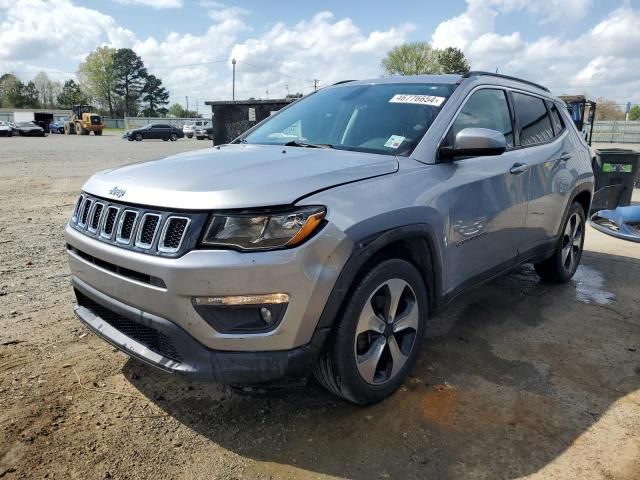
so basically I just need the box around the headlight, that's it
[201,206,326,251]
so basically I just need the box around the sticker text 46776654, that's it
[389,94,446,107]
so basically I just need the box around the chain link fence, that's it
[123,116,202,130]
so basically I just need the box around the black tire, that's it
[314,258,428,405]
[170,133,178,142]
[163,138,169,141]
[534,202,586,282]
[196,136,203,140]
[128,137,134,141]
[187,134,193,139]
[135,133,143,141]
[94,130,102,136]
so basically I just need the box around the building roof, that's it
[204,99,295,106]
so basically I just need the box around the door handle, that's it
[559,152,572,161]
[510,162,529,175]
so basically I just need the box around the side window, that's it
[547,101,565,136]
[512,92,554,146]
[447,89,514,148]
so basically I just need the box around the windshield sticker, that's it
[389,94,445,107]
[384,135,406,149]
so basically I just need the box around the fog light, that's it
[192,294,289,333]
[193,293,289,306]
[260,307,273,324]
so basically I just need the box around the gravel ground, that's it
[0,134,639,479]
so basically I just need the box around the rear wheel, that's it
[186,134,193,139]
[314,258,428,405]
[534,202,585,282]
[94,130,102,136]
[170,133,178,141]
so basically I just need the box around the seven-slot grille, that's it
[70,193,195,256]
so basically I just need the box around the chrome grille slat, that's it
[101,206,120,239]
[158,217,190,253]
[79,198,93,227]
[135,213,161,249]
[116,210,139,245]
[70,193,196,257]
[88,202,104,233]
[72,194,84,222]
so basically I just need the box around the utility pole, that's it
[196,99,199,116]
[313,79,319,92]
[232,58,236,101]
[186,96,189,116]
[285,84,289,97]
[265,89,269,100]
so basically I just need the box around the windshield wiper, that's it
[284,140,334,149]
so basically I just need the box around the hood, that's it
[83,144,398,210]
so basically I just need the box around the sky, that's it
[0,0,639,111]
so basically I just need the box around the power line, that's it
[236,60,312,83]
[147,59,227,70]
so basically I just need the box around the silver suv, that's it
[66,72,594,404]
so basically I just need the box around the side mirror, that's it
[440,128,507,160]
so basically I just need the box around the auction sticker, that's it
[384,135,406,149]
[389,94,445,107]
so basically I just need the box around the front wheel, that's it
[314,258,428,405]
[135,133,143,141]
[534,202,586,282]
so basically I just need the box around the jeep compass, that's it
[66,72,594,404]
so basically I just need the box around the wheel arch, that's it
[315,222,446,335]
[556,183,593,238]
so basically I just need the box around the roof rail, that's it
[462,71,550,93]
[332,79,357,86]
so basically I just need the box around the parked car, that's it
[122,124,184,142]
[195,125,213,140]
[183,120,209,139]
[7,122,19,136]
[15,121,46,137]
[49,122,65,134]
[66,72,594,405]
[0,121,13,137]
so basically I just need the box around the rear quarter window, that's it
[547,101,565,135]
[512,92,554,146]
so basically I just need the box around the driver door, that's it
[441,88,530,292]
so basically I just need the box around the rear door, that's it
[443,88,530,291]
[512,93,576,252]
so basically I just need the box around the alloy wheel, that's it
[562,212,583,272]
[354,279,419,385]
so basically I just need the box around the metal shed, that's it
[204,99,294,145]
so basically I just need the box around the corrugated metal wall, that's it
[589,121,640,143]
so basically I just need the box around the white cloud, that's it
[113,0,183,8]
[0,0,135,65]
[225,12,414,99]
[1,0,638,107]
[431,1,640,102]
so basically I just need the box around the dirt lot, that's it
[0,134,639,479]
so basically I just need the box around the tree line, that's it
[381,42,638,121]
[0,47,171,117]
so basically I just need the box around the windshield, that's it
[18,122,37,127]
[241,82,455,155]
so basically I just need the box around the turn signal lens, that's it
[193,293,289,306]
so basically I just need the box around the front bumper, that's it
[73,277,329,383]
[65,221,351,352]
